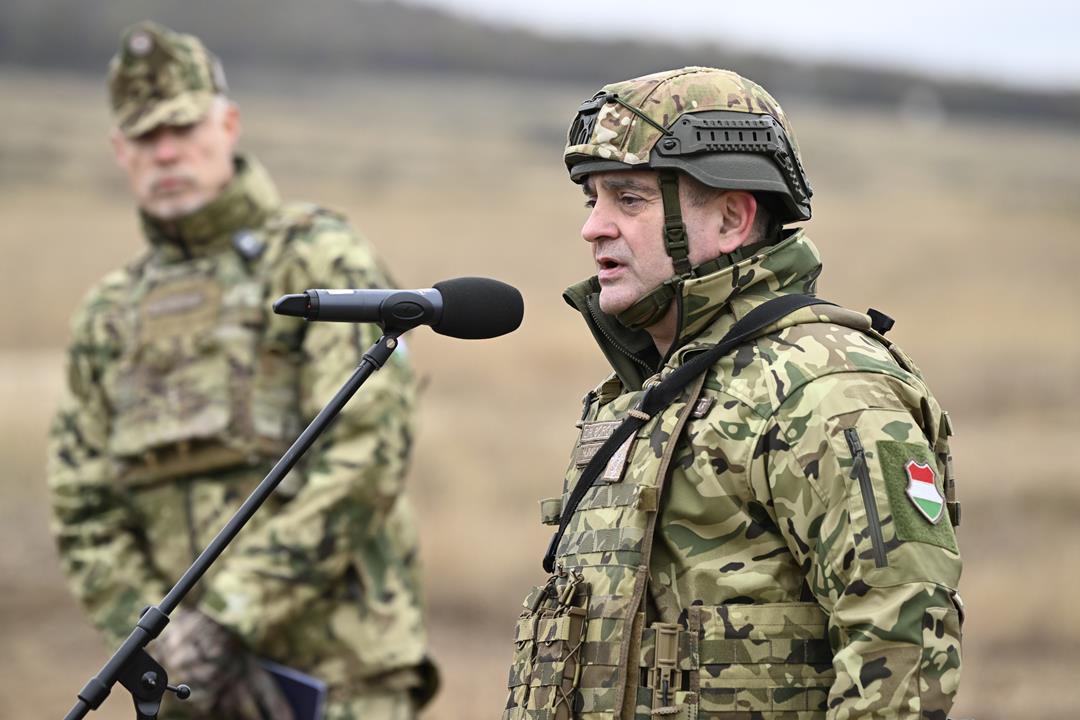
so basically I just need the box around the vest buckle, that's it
[650,623,681,712]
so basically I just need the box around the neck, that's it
[646,303,679,357]
[142,174,231,223]
[140,154,280,260]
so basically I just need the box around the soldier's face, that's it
[581,170,717,317]
[111,99,240,220]
[582,171,762,319]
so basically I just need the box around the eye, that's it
[133,127,162,145]
[584,197,597,209]
[618,193,644,209]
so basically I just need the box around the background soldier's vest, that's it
[102,206,319,486]
[504,310,958,720]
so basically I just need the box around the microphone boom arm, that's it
[62,331,404,720]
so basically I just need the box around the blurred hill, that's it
[2,0,1079,125]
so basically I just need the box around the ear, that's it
[221,101,242,149]
[110,128,129,169]
[715,191,758,254]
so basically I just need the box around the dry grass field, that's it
[1,66,1079,718]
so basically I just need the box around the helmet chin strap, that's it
[613,171,690,331]
[614,171,776,333]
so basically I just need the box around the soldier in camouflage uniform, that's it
[46,21,437,720]
[503,67,963,719]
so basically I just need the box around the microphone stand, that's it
[62,330,404,720]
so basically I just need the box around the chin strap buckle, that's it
[658,172,693,278]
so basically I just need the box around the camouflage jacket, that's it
[504,231,962,719]
[47,156,432,699]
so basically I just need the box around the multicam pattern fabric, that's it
[328,689,419,720]
[46,155,434,716]
[563,66,802,175]
[156,609,292,720]
[108,21,227,138]
[505,231,962,719]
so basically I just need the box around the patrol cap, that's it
[108,21,228,138]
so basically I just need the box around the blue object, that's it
[259,659,327,720]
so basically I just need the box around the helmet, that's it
[565,66,811,225]
[563,67,812,330]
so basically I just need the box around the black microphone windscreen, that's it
[432,277,524,339]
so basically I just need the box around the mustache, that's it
[146,172,198,195]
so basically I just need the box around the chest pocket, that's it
[104,261,301,484]
[556,401,657,562]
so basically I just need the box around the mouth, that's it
[596,257,624,282]
[150,176,194,196]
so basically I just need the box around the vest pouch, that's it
[691,602,834,719]
[251,343,303,455]
[106,273,273,484]
[504,574,590,720]
[224,272,300,461]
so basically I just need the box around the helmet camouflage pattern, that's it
[564,66,812,223]
[108,21,228,138]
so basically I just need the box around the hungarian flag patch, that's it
[877,440,957,552]
[905,460,944,524]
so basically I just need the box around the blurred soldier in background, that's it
[46,21,437,720]
[504,67,963,719]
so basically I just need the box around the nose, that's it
[151,130,181,164]
[581,199,617,245]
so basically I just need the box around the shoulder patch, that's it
[904,459,944,523]
[876,440,958,553]
[232,229,266,261]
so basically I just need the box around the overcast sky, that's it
[402,0,1080,90]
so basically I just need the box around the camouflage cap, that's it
[108,21,227,138]
[565,66,812,222]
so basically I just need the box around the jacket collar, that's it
[140,154,280,262]
[564,229,823,390]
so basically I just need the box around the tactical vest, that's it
[101,206,321,487]
[504,313,959,720]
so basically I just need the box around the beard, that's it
[140,172,211,220]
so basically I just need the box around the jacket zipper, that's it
[585,297,652,373]
[844,428,888,568]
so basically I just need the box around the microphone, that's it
[273,277,524,339]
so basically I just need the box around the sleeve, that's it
[197,217,416,648]
[752,371,962,719]
[46,295,171,647]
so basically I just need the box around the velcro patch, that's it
[139,276,221,342]
[573,419,634,483]
[876,441,958,553]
